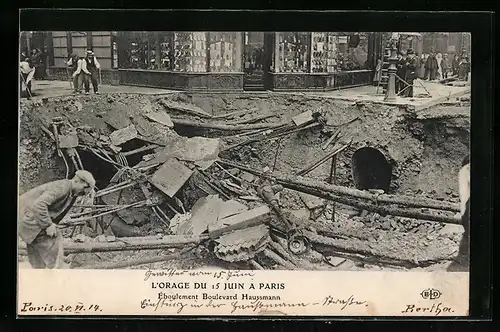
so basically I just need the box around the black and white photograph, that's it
[17,27,475,317]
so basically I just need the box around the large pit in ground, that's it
[18,91,470,270]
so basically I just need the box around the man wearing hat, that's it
[78,50,101,95]
[404,49,419,97]
[18,170,97,269]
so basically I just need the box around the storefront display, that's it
[276,32,309,73]
[310,32,338,73]
[173,32,207,72]
[160,33,174,70]
[209,32,241,72]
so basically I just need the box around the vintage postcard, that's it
[18,30,471,316]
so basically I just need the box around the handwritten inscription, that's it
[402,303,454,316]
[144,269,256,282]
[20,302,103,314]
[322,295,368,310]
[139,294,369,314]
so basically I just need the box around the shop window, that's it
[335,33,369,71]
[311,32,338,73]
[275,32,309,73]
[112,37,118,69]
[127,32,156,70]
[173,32,207,73]
[159,33,174,70]
[209,32,242,72]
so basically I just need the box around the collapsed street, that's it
[18,84,470,272]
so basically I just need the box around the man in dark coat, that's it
[425,52,439,80]
[404,49,419,97]
[82,50,101,94]
[18,170,96,269]
[395,52,406,94]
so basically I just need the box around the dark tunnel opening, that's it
[76,150,118,190]
[351,147,393,193]
[118,138,156,166]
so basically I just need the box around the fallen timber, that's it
[89,246,198,269]
[218,159,461,221]
[24,235,209,254]
[170,118,288,131]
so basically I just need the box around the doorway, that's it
[243,32,273,91]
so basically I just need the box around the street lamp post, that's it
[384,38,398,102]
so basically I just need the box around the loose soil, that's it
[18,91,470,271]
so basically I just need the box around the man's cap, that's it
[406,49,414,54]
[86,50,94,55]
[74,170,97,189]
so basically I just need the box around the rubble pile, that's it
[18,92,469,271]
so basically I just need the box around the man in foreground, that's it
[20,58,35,98]
[447,154,470,272]
[18,170,97,269]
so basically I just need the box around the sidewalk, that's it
[23,79,470,111]
[275,79,471,111]
[24,80,178,99]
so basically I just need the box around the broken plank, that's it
[149,158,194,198]
[208,205,270,239]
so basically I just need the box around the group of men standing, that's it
[67,50,101,95]
[395,48,419,97]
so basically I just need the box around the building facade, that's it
[21,31,471,92]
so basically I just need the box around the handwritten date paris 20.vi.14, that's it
[20,302,103,314]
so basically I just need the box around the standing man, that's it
[425,52,438,80]
[20,58,35,99]
[18,170,97,269]
[404,49,418,98]
[67,54,82,94]
[84,50,101,94]
[447,154,470,272]
[395,51,406,95]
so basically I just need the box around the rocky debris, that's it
[214,224,270,262]
[158,98,213,118]
[18,92,469,271]
[299,192,325,210]
[149,158,194,198]
[292,110,314,126]
[208,205,271,239]
[325,256,347,267]
[138,136,220,167]
[144,110,174,128]
[176,195,223,236]
[109,125,138,146]
[218,200,249,220]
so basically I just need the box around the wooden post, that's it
[206,32,211,73]
[66,31,72,57]
[155,32,161,69]
[26,31,31,54]
[329,155,337,222]
[86,31,93,51]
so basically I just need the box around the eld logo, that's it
[420,288,442,300]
